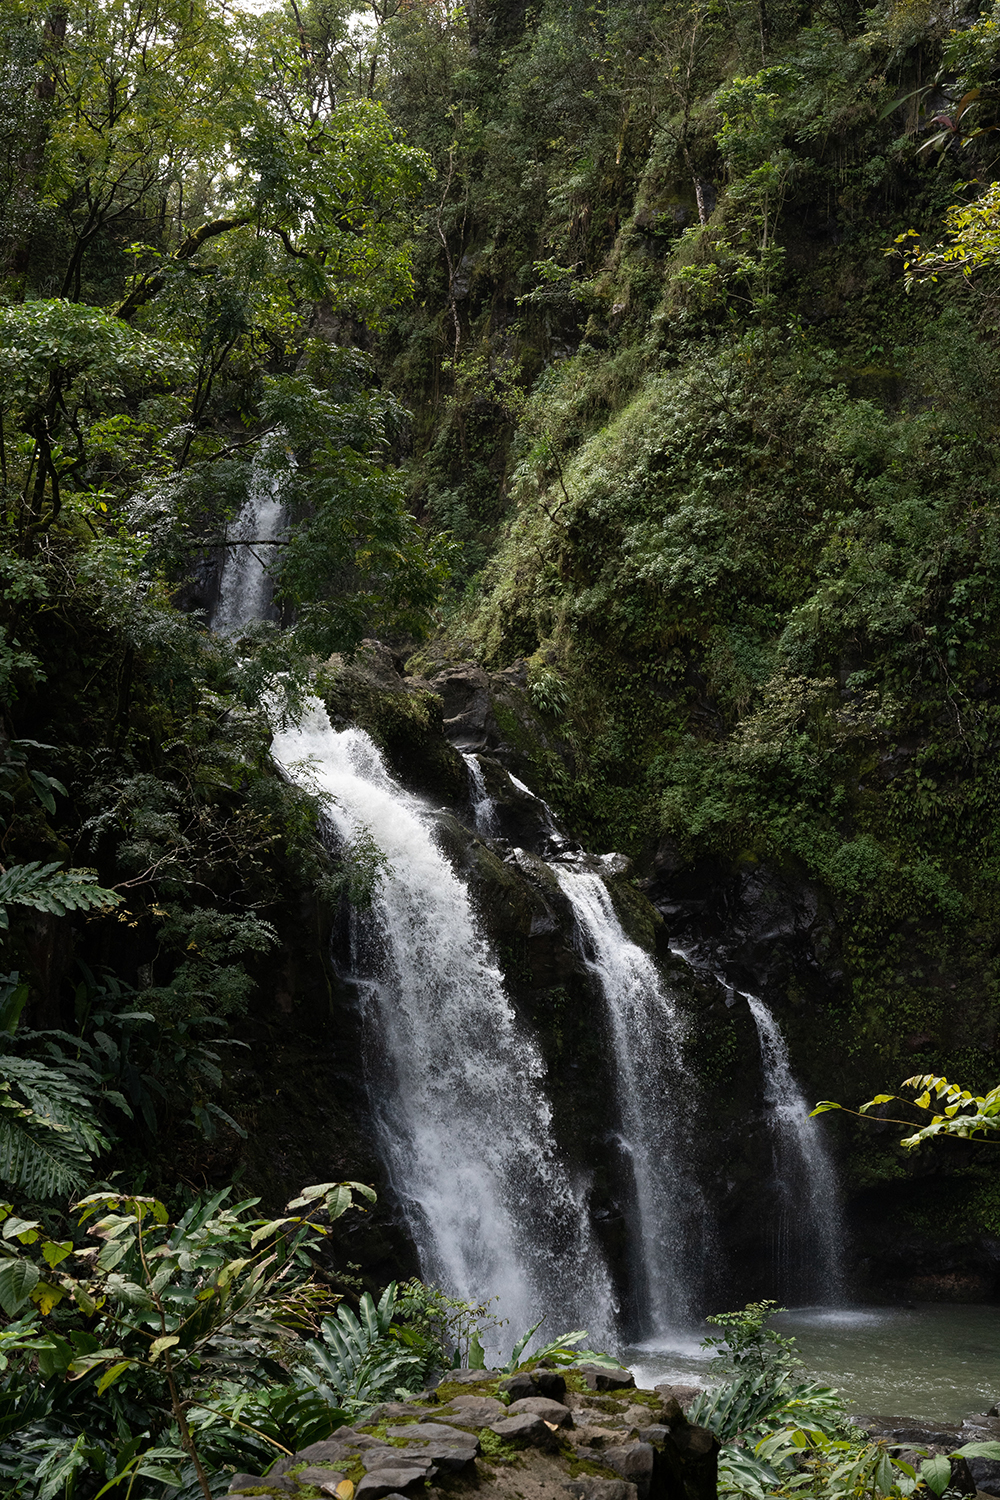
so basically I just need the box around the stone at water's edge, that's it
[226,1368,718,1500]
[859,1413,1000,1500]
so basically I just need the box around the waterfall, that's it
[463,753,499,837]
[271,700,617,1348]
[553,867,709,1335]
[213,460,286,634]
[745,994,845,1304]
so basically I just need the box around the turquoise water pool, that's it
[624,1305,1000,1424]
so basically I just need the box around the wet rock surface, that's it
[226,1367,719,1500]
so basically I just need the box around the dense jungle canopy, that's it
[5,0,1000,1491]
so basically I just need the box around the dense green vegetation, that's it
[362,0,1000,1250]
[365,0,1000,1095]
[0,0,451,1186]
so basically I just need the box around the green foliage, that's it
[0,1051,114,1200]
[702,1300,799,1375]
[0,862,120,934]
[0,1180,376,1500]
[692,1300,1000,1500]
[503,1324,620,1374]
[893,183,1000,287]
[815,1072,1000,1147]
[297,1282,436,1412]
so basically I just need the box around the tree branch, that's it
[115,217,252,322]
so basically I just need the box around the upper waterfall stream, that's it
[271,698,617,1347]
[212,462,286,634]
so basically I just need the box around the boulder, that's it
[499,1371,536,1400]
[960,1418,1000,1442]
[534,1368,569,1400]
[603,1442,655,1500]
[968,1458,1000,1496]
[362,1402,427,1423]
[648,1406,720,1500]
[385,1421,476,1445]
[228,1476,266,1494]
[294,1468,348,1490]
[490,1412,559,1446]
[947,1457,978,1498]
[355,1470,430,1499]
[296,1433,379,1464]
[439,1394,505,1426]
[238,1482,294,1496]
[861,1420,962,1447]
[382,1422,478,1473]
[507,1395,573,1426]
[581,1365,636,1393]
[654,1385,702,1411]
[361,1447,434,1476]
[263,1457,296,1476]
[422,664,496,751]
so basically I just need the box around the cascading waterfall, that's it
[212,461,286,634]
[553,867,710,1334]
[271,701,617,1347]
[745,994,845,1303]
[213,447,845,1331]
[463,753,499,837]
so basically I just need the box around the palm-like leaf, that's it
[689,1368,843,1443]
[0,1056,109,1199]
[298,1283,426,1409]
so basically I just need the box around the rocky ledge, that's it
[859,1409,1000,1498]
[227,1365,714,1500]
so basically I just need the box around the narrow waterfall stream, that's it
[746,994,845,1303]
[463,753,499,837]
[553,867,709,1334]
[213,463,286,634]
[271,700,617,1348]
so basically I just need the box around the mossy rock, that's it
[318,645,466,801]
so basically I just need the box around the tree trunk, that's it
[6,5,68,284]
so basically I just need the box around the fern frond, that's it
[0,862,121,931]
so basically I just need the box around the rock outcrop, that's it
[226,1366,718,1500]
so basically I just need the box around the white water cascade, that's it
[271,701,617,1346]
[745,994,845,1303]
[553,867,710,1334]
[463,753,499,837]
[212,463,286,634]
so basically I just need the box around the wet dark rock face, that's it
[642,840,845,1010]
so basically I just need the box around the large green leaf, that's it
[0,1055,110,1198]
[921,1454,952,1495]
[0,1257,39,1315]
[958,1442,1000,1460]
